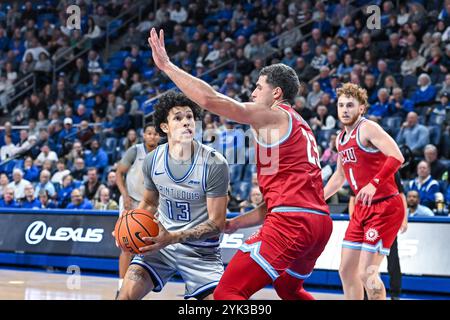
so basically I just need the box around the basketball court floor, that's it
[0,268,345,300]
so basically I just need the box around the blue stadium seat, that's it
[108,19,122,39]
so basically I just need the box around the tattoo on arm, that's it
[175,219,221,243]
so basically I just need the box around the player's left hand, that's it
[139,219,175,254]
[148,28,170,72]
[355,182,377,206]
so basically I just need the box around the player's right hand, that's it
[224,219,239,234]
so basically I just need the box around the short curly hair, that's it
[336,83,369,112]
[153,91,202,136]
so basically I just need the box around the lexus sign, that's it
[0,213,120,258]
[25,221,104,245]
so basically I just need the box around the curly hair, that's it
[336,83,369,111]
[153,91,203,136]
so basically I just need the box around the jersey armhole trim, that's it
[356,119,380,153]
[253,106,293,148]
[150,145,160,179]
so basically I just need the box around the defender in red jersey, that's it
[148,28,332,300]
[324,83,406,300]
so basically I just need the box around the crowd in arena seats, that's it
[0,0,449,216]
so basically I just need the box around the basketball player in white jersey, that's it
[116,91,229,300]
[115,123,160,294]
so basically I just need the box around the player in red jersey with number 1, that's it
[148,28,332,300]
[324,83,405,300]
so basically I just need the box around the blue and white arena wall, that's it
[0,209,449,294]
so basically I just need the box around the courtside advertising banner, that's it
[0,212,120,258]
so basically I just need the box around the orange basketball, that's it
[114,209,159,254]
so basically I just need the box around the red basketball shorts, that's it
[240,207,333,282]
[343,193,405,255]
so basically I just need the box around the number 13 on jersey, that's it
[301,128,321,168]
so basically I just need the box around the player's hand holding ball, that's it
[139,213,177,254]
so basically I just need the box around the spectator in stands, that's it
[295,57,317,83]
[105,170,121,204]
[310,45,327,71]
[310,105,336,132]
[306,81,324,110]
[105,104,130,137]
[401,46,425,76]
[0,187,19,208]
[21,184,40,209]
[70,58,90,87]
[407,160,440,209]
[7,168,31,200]
[38,189,56,209]
[219,73,240,95]
[29,93,48,120]
[73,104,91,125]
[84,17,102,41]
[424,144,448,181]
[336,53,354,78]
[58,117,77,145]
[0,134,17,161]
[278,18,303,49]
[121,24,143,50]
[65,141,84,167]
[71,157,87,182]
[293,96,313,122]
[22,156,39,183]
[406,190,435,217]
[123,129,139,151]
[94,187,119,210]
[0,173,9,199]
[57,174,75,208]
[51,159,71,186]
[389,88,414,118]
[438,74,450,98]
[84,139,108,173]
[34,169,56,199]
[320,133,338,169]
[169,1,188,25]
[368,88,391,120]
[239,186,263,214]
[362,73,379,105]
[67,188,93,210]
[396,112,430,156]
[36,143,58,166]
[87,50,103,74]
[412,73,437,111]
[80,167,105,202]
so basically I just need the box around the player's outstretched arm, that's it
[225,202,268,233]
[148,28,268,126]
[323,157,346,200]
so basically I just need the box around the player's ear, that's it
[273,87,283,100]
[160,123,169,134]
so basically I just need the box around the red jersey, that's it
[255,103,329,214]
[336,117,398,200]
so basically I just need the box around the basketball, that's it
[114,209,159,254]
